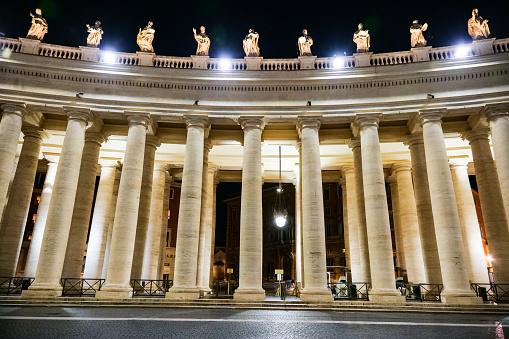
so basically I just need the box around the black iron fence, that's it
[130,279,173,297]
[0,277,34,295]
[471,283,509,303]
[61,278,105,297]
[328,282,370,300]
[212,280,237,297]
[398,283,443,302]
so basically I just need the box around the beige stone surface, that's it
[158,174,171,280]
[342,166,362,282]
[101,168,121,279]
[388,175,405,270]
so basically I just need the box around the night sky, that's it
[1,1,509,59]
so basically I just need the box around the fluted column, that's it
[233,116,265,300]
[62,132,105,278]
[341,166,362,281]
[449,160,489,283]
[101,166,121,279]
[349,139,371,282]
[23,109,92,298]
[83,161,119,279]
[464,129,509,283]
[388,174,405,272]
[95,113,150,299]
[131,136,160,280]
[355,115,402,302]
[24,157,59,277]
[158,174,171,280]
[0,127,46,276]
[418,109,479,303]
[393,163,426,283]
[0,103,29,223]
[405,133,442,284]
[167,116,208,299]
[297,117,333,302]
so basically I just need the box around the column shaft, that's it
[341,178,351,271]
[342,167,362,282]
[389,176,405,271]
[197,163,215,292]
[294,170,303,286]
[158,175,171,280]
[101,168,121,279]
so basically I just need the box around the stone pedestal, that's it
[245,57,263,70]
[410,46,432,62]
[298,56,317,69]
[136,51,155,66]
[19,38,41,54]
[79,46,100,62]
[472,38,495,56]
[191,55,209,69]
[353,52,372,67]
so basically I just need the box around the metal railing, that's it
[471,283,509,303]
[212,280,237,297]
[398,283,443,302]
[130,279,173,297]
[328,282,370,300]
[0,277,34,295]
[61,278,105,297]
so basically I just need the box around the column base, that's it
[22,286,62,299]
[441,291,483,304]
[199,287,212,295]
[369,289,406,303]
[299,288,334,302]
[233,288,266,300]
[95,285,132,299]
[166,287,201,300]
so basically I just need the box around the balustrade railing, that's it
[328,282,370,300]
[0,38,21,53]
[0,277,34,295]
[208,59,247,70]
[471,283,509,303]
[38,44,82,60]
[398,283,443,302]
[261,59,300,70]
[61,278,105,297]
[97,51,140,65]
[130,279,173,297]
[493,38,509,53]
[154,56,193,68]
[371,51,413,66]
[315,57,355,69]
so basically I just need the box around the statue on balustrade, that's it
[86,21,103,48]
[353,23,370,53]
[243,29,260,57]
[137,21,155,52]
[193,26,210,56]
[298,29,313,56]
[468,9,490,40]
[410,20,428,48]
[26,8,48,41]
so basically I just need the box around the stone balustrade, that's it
[38,43,82,60]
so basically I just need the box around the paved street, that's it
[0,306,507,338]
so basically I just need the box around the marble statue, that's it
[298,29,313,56]
[193,26,210,56]
[468,9,490,40]
[86,21,103,48]
[353,23,370,53]
[410,20,428,48]
[243,29,260,57]
[26,8,48,40]
[137,21,155,52]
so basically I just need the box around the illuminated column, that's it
[297,117,333,302]
[340,178,350,270]
[197,162,215,292]
[62,132,105,278]
[83,161,118,279]
[233,117,266,300]
[355,115,402,302]
[294,165,303,286]
[167,116,208,299]
[24,157,59,277]
[388,174,405,273]
[405,133,443,284]
[449,160,489,283]
[158,174,172,280]
[95,113,150,299]
[101,167,121,279]
[349,138,371,283]
[23,108,91,298]
[464,129,509,283]
[131,136,160,280]
[418,109,479,303]
[341,166,361,281]
[0,127,46,276]
[208,174,218,289]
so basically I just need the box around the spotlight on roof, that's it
[102,52,117,64]
[333,57,344,69]
[2,47,12,59]
[219,59,231,70]
[455,46,471,59]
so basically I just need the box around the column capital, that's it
[417,108,447,126]
[403,132,424,147]
[184,115,209,130]
[85,132,106,145]
[125,112,151,127]
[449,158,470,169]
[392,161,412,173]
[297,116,321,131]
[238,116,265,131]
[1,102,29,118]
[208,164,219,174]
[154,162,169,172]
[64,107,93,123]
[483,102,509,122]
[341,165,355,175]
[145,135,161,149]
[354,114,381,130]
[348,137,361,149]
[462,128,490,143]
[43,155,60,164]
[387,174,398,184]
[204,138,213,152]
[99,159,121,168]
[22,126,48,140]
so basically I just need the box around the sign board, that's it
[275,269,284,274]
[227,268,233,274]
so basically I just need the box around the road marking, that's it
[0,316,503,327]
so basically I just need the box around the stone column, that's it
[24,157,59,277]
[393,163,427,283]
[95,113,150,299]
[0,127,46,276]
[464,129,509,283]
[83,161,118,279]
[233,117,266,300]
[167,116,208,299]
[297,117,333,302]
[418,109,479,303]
[23,109,91,298]
[484,104,509,221]
[209,175,218,289]
[349,139,371,283]
[449,160,489,283]
[158,174,172,280]
[340,178,351,270]
[405,133,442,284]
[101,167,121,279]
[131,136,159,280]
[341,166,362,282]
[294,166,303,286]
[0,103,29,223]
[355,115,402,302]
[388,174,405,272]
[61,132,105,278]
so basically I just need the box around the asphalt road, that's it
[0,306,507,338]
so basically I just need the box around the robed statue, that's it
[193,26,210,56]
[468,9,490,40]
[243,29,260,57]
[137,21,155,52]
[353,23,370,53]
[298,29,313,56]
[410,20,428,48]
[26,8,48,40]
[86,21,103,48]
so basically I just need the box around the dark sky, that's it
[1,1,508,58]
